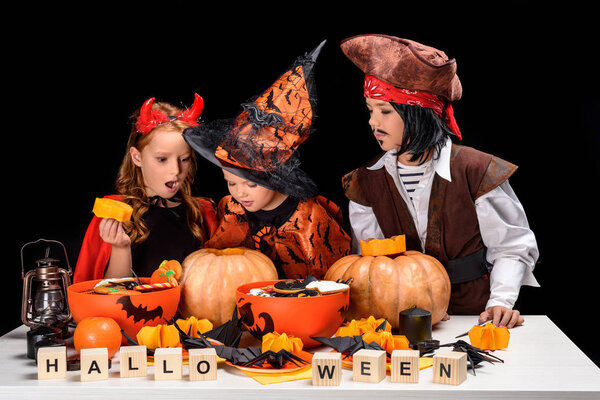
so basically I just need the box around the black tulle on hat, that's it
[184,40,326,199]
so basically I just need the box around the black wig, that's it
[392,103,455,164]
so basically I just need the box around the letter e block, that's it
[433,350,467,385]
[391,349,419,383]
[120,345,147,378]
[352,349,386,383]
[189,348,217,381]
[154,347,182,380]
[312,352,342,386]
[37,346,67,380]
[81,348,109,381]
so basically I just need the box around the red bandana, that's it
[364,75,462,140]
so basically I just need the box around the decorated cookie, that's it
[93,278,140,295]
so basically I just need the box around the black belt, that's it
[442,247,491,284]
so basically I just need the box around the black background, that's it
[7,3,599,368]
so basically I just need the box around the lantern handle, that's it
[20,238,72,279]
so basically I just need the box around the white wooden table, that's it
[1,315,599,399]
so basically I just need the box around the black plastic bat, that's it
[116,296,163,324]
[169,321,264,365]
[310,335,386,359]
[241,349,309,369]
[202,308,244,348]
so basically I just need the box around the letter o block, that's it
[189,348,217,381]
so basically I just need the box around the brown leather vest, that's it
[343,144,517,314]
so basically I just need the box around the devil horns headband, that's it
[135,93,204,134]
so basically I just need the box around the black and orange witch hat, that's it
[183,40,326,199]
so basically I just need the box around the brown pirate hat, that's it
[340,34,462,102]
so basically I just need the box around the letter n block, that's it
[391,349,419,383]
[154,347,182,380]
[81,348,109,381]
[312,352,342,386]
[352,349,386,383]
[120,345,147,378]
[37,346,66,380]
[189,348,217,381]
[433,350,467,385]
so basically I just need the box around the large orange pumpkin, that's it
[178,247,278,327]
[324,249,450,328]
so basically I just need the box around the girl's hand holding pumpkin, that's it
[479,306,524,329]
[99,218,131,248]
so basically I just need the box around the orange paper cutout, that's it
[468,322,510,350]
[262,332,304,355]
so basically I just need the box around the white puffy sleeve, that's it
[476,180,540,310]
[348,200,385,254]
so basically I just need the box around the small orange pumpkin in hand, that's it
[73,317,122,359]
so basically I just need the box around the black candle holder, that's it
[398,306,432,347]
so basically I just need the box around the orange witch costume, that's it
[183,41,351,279]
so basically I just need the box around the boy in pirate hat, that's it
[340,34,539,327]
[184,41,351,279]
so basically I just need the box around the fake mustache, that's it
[373,129,389,145]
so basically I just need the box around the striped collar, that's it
[367,137,453,182]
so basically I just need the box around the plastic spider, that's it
[421,339,504,376]
[241,349,310,369]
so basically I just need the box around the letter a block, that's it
[312,352,342,386]
[37,346,67,380]
[154,347,182,380]
[352,349,386,383]
[120,345,147,378]
[433,350,467,385]
[81,348,109,381]
[189,348,217,381]
[391,349,419,383]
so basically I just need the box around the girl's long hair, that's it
[115,101,207,245]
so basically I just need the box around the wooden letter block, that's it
[433,350,467,385]
[81,348,109,381]
[391,349,419,383]
[154,347,182,380]
[189,348,217,381]
[352,349,386,383]
[120,345,147,378]
[312,352,342,386]
[37,346,67,380]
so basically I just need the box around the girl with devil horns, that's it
[341,34,539,328]
[73,94,218,282]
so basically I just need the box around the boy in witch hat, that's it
[340,34,539,327]
[183,41,351,279]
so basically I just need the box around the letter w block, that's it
[312,352,342,386]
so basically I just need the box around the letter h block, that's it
[352,349,386,383]
[391,349,419,383]
[37,346,67,380]
[189,348,218,381]
[312,352,342,386]
[120,345,147,378]
[433,350,467,385]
